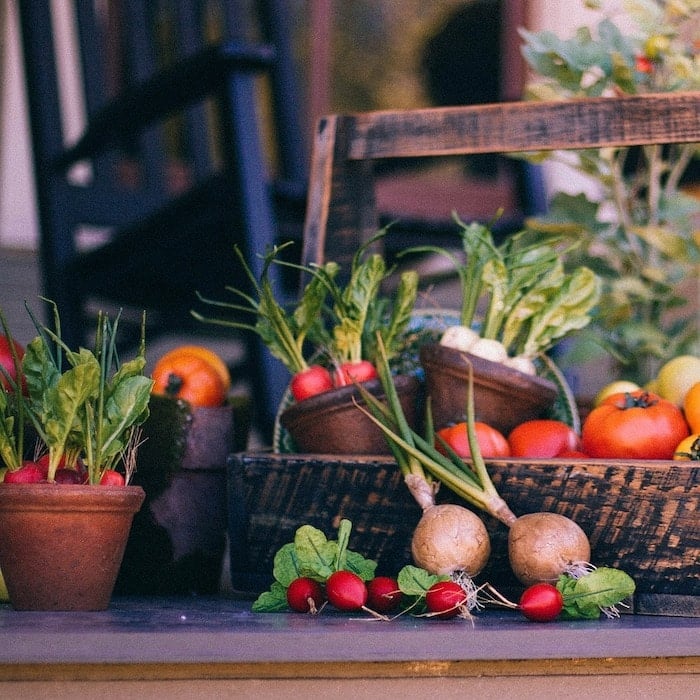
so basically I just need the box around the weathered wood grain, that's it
[301,92,700,268]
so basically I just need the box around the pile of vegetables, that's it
[0,302,153,485]
[193,234,418,403]
[408,215,601,376]
[253,519,635,623]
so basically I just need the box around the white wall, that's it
[0,1,622,251]
[0,2,38,249]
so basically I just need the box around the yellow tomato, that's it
[673,433,700,461]
[593,380,640,407]
[656,355,700,407]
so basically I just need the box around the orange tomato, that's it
[158,345,231,392]
[152,352,227,407]
[683,382,700,433]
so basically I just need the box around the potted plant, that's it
[193,235,422,454]
[518,0,699,387]
[409,215,601,433]
[0,302,153,610]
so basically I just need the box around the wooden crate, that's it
[227,453,699,616]
[227,94,700,617]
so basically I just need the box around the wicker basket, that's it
[227,453,699,616]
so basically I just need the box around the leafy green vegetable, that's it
[557,566,636,620]
[20,302,153,483]
[252,519,378,613]
[401,215,601,359]
[193,243,337,375]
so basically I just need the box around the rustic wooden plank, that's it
[301,92,700,267]
[302,115,379,270]
[345,92,700,160]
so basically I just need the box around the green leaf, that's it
[294,525,339,581]
[396,565,446,597]
[557,567,636,619]
[252,581,289,612]
[272,543,302,588]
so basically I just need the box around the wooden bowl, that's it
[279,375,420,455]
[420,343,558,435]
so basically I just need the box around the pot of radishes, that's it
[0,304,151,610]
[193,236,421,453]
[280,374,420,454]
[406,216,599,433]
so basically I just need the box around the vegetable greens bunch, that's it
[194,233,419,377]
[518,0,700,382]
[405,215,601,360]
[0,302,153,484]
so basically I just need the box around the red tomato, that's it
[436,421,510,459]
[333,360,378,387]
[507,420,581,458]
[289,365,334,401]
[0,335,25,392]
[581,390,690,460]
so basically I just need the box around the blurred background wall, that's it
[0,0,624,250]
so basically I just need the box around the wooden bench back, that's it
[301,92,700,268]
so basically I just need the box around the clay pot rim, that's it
[0,483,145,512]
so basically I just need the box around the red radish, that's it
[333,360,378,387]
[0,334,25,392]
[99,469,126,486]
[3,462,44,483]
[286,577,325,613]
[54,468,86,485]
[325,570,368,612]
[289,365,334,401]
[35,453,67,478]
[425,580,468,619]
[366,576,402,613]
[518,583,564,622]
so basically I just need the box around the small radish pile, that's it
[352,336,634,610]
[253,520,635,624]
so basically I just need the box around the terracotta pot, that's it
[0,483,144,611]
[115,395,248,595]
[420,343,558,435]
[279,375,420,455]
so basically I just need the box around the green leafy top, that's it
[252,519,378,612]
[403,215,601,359]
[18,302,153,483]
[518,0,700,381]
[556,566,636,620]
[194,234,418,377]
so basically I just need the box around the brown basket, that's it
[227,453,699,616]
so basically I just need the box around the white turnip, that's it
[358,337,592,595]
[508,512,591,586]
[411,503,491,577]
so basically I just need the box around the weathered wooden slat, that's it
[345,92,700,160]
[301,92,700,267]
